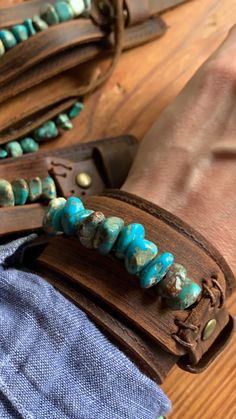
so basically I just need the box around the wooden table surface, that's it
[41,1,236,418]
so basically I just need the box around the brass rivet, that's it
[202,319,217,341]
[75,172,92,189]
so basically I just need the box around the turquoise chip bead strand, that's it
[0,29,17,50]
[43,196,202,310]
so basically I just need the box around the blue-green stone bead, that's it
[40,3,60,26]
[115,223,145,259]
[0,29,17,50]
[27,177,42,202]
[165,279,202,310]
[66,0,85,16]
[55,1,74,21]
[68,101,84,119]
[139,252,174,289]
[20,137,39,153]
[125,239,158,275]
[0,179,14,207]
[56,113,73,130]
[94,217,124,255]
[158,263,187,298]
[11,25,28,42]
[43,197,66,234]
[41,176,57,200]
[77,211,105,248]
[0,39,5,57]
[32,15,49,31]
[34,121,58,142]
[5,141,23,157]
[11,178,29,205]
[62,209,94,235]
[23,19,36,36]
[0,148,8,159]
[61,196,85,235]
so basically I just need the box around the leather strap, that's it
[29,189,235,382]
[0,136,138,236]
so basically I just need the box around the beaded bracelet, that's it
[0,101,84,160]
[43,196,202,310]
[0,176,57,206]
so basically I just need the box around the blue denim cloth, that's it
[0,236,171,419]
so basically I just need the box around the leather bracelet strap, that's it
[28,189,235,383]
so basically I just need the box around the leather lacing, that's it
[172,277,225,349]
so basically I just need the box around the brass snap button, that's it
[202,319,217,341]
[75,172,92,189]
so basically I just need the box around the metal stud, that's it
[75,172,92,189]
[202,319,217,341]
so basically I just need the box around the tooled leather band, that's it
[29,189,235,382]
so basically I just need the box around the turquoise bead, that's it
[165,279,202,310]
[125,239,158,275]
[40,4,60,25]
[11,25,28,42]
[139,252,174,289]
[68,101,84,119]
[12,178,29,205]
[56,113,73,130]
[34,121,58,142]
[27,177,42,202]
[115,223,145,259]
[23,19,36,36]
[0,179,14,207]
[77,211,105,248]
[0,29,17,50]
[43,197,66,234]
[0,39,5,56]
[94,217,124,255]
[62,208,94,235]
[61,196,85,235]
[20,137,39,153]
[32,15,49,31]
[66,0,85,16]
[55,1,74,21]
[5,141,23,157]
[41,176,57,200]
[0,148,8,159]
[158,263,187,298]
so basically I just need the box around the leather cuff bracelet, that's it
[21,189,236,383]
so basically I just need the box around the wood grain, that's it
[4,0,236,417]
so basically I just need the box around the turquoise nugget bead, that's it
[55,1,74,21]
[27,177,42,202]
[62,209,94,235]
[94,217,124,255]
[32,15,49,31]
[23,19,36,36]
[0,148,8,158]
[11,25,28,42]
[6,141,23,157]
[125,239,158,275]
[115,223,145,259]
[77,211,105,248]
[41,176,57,200]
[0,179,14,207]
[40,4,59,25]
[68,101,84,119]
[165,279,202,310]
[158,263,187,298]
[12,178,29,205]
[20,137,39,153]
[0,39,5,56]
[61,196,85,235]
[43,197,66,234]
[139,252,174,289]
[34,121,58,142]
[0,29,17,49]
[56,113,73,130]
[66,0,85,16]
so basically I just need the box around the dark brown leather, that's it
[24,189,235,382]
[0,135,138,237]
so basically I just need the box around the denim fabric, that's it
[0,236,171,419]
